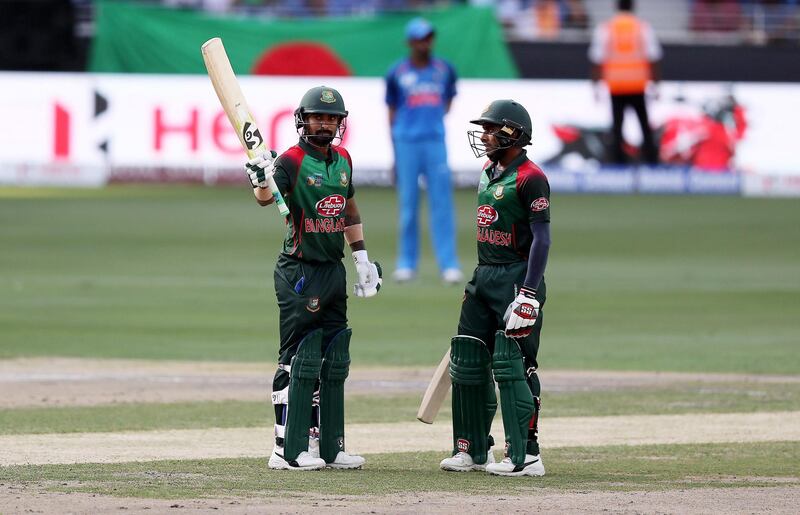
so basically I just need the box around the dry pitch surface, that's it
[2,358,799,514]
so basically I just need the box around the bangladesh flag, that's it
[89,0,517,78]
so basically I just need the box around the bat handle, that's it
[268,178,290,217]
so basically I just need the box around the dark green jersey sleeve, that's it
[516,161,551,224]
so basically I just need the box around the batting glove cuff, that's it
[352,249,369,265]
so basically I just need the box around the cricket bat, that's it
[417,349,451,424]
[201,37,289,217]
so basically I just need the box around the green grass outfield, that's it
[3,381,800,435]
[2,443,797,498]
[1,185,799,507]
[2,186,799,373]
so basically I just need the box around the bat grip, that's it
[268,177,290,216]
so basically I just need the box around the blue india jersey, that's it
[385,57,457,141]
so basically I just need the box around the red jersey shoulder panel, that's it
[280,145,305,167]
[517,159,547,180]
[332,145,353,170]
[516,159,548,189]
[277,145,306,196]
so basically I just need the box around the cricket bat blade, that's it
[201,37,289,216]
[416,349,451,424]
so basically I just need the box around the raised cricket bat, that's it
[201,37,289,216]
[417,349,451,424]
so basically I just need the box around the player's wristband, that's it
[519,286,537,298]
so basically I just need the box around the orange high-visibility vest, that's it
[602,14,651,95]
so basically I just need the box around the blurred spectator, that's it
[492,0,590,40]
[101,0,800,45]
[690,0,743,32]
[750,0,800,44]
[535,0,562,39]
[483,0,522,34]
[205,0,237,12]
[162,0,236,11]
[589,0,662,165]
[563,0,589,30]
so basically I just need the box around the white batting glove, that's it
[352,250,382,298]
[245,150,277,188]
[503,286,540,338]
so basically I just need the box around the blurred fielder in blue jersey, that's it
[385,17,462,285]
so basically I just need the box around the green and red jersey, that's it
[475,151,550,265]
[273,139,355,263]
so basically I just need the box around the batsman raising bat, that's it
[248,86,382,471]
[440,100,550,477]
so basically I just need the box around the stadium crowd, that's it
[146,0,800,45]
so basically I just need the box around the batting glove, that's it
[503,286,540,338]
[245,150,277,189]
[352,250,382,298]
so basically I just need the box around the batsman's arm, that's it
[519,174,552,291]
[253,188,273,205]
[343,199,364,250]
[242,141,288,215]
[345,199,383,298]
[253,156,296,207]
[522,222,551,291]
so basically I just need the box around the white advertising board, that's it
[0,72,797,193]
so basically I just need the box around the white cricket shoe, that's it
[268,446,326,471]
[326,451,366,470]
[308,438,365,469]
[392,268,416,283]
[440,450,495,472]
[485,454,545,477]
[441,268,464,285]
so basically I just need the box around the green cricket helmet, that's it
[294,86,348,146]
[467,99,532,159]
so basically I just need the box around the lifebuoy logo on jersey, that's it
[476,205,498,227]
[316,194,346,217]
[531,197,549,212]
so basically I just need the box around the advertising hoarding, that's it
[0,73,795,195]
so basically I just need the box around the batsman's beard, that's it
[486,145,507,163]
[307,130,335,146]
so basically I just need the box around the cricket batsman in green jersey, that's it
[244,86,382,471]
[440,100,551,477]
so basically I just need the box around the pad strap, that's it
[271,385,289,441]
[527,369,541,456]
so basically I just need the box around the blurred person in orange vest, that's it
[589,0,662,165]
